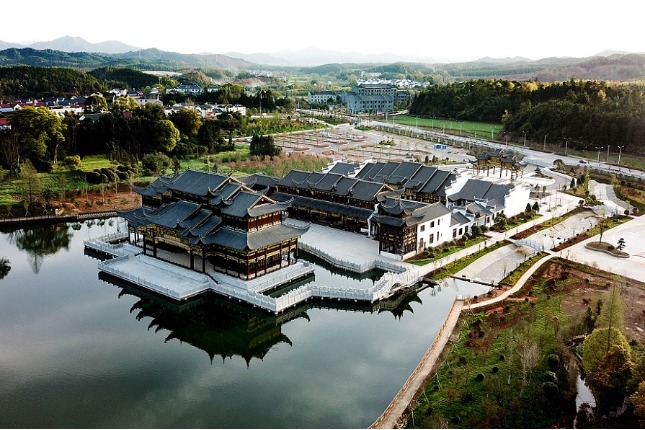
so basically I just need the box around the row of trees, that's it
[410,79,645,155]
[0,102,244,175]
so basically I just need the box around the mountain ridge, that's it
[1,38,645,82]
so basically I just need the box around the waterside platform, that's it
[85,229,423,314]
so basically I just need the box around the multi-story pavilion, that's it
[119,169,309,280]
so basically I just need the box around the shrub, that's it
[543,371,558,383]
[543,381,559,397]
[476,373,485,382]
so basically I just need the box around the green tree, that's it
[616,237,626,251]
[582,327,630,376]
[170,108,202,138]
[18,159,44,209]
[61,155,82,171]
[84,93,108,114]
[595,285,625,333]
[8,106,66,165]
[154,120,180,152]
[111,96,140,113]
[249,135,281,159]
[587,344,633,410]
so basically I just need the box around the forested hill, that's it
[0,47,253,71]
[439,54,645,81]
[2,46,645,82]
[411,79,645,155]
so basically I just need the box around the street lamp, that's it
[617,145,624,165]
[504,132,509,147]
[564,137,570,156]
[595,146,603,165]
[606,145,610,163]
[522,130,527,147]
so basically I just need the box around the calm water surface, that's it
[0,219,488,428]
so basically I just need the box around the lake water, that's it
[0,218,489,428]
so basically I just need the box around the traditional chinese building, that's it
[119,169,309,280]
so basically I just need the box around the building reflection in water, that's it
[99,272,427,365]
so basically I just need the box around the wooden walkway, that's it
[0,211,117,227]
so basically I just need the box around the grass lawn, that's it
[391,115,501,140]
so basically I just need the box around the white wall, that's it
[503,185,531,218]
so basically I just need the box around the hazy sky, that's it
[4,0,644,62]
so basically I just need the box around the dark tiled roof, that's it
[388,161,423,182]
[483,183,511,201]
[371,161,399,182]
[355,162,385,180]
[451,212,471,226]
[272,192,374,220]
[133,177,169,197]
[178,208,212,230]
[374,202,451,227]
[117,207,150,228]
[200,223,309,250]
[247,200,291,217]
[379,197,426,216]
[402,166,437,190]
[419,170,451,194]
[328,162,358,176]
[305,172,326,188]
[221,191,263,218]
[239,173,278,190]
[210,182,242,206]
[184,214,222,239]
[449,179,510,203]
[449,179,491,201]
[311,172,343,191]
[146,200,201,229]
[276,169,311,187]
[166,169,230,196]
[407,203,451,225]
[335,177,359,196]
[348,180,387,201]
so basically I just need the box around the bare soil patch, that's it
[542,259,645,343]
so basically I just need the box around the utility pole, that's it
[564,138,570,156]
[543,134,547,151]
[606,145,610,162]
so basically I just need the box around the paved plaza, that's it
[565,214,645,283]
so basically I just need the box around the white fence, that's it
[299,241,410,274]
[88,233,423,314]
